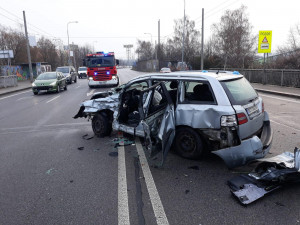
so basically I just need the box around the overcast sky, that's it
[1,0,300,59]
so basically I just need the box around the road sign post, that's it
[258,31,272,84]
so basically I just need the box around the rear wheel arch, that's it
[173,125,207,159]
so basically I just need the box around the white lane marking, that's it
[271,119,300,131]
[0,90,31,101]
[259,93,300,104]
[16,96,33,101]
[87,89,95,96]
[46,95,60,103]
[135,138,169,225]
[75,86,81,89]
[118,136,130,225]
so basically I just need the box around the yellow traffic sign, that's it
[258,30,272,53]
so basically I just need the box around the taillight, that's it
[237,113,248,125]
[221,115,237,127]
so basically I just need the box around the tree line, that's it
[136,5,300,70]
[0,25,92,70]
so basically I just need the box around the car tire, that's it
[92,113,109,137]
[174,127,204,159]
[57,85,60,93]
[74,76,77,83]
[33,92,38,95]
[64,84,67,90]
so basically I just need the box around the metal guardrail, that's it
[0,75,18,88]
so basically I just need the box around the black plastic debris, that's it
[228,147,300,205]
[109,152,118,157]
[78,147,84,151]
[82,134,94,140]
[188,166,200,170]
[185,190,190,194]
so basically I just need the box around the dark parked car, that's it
[56,66,77,84]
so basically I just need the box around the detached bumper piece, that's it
[228,147,300,205]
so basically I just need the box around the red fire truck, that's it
[84,52,119,88]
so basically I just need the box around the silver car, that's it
[74,71,273,168]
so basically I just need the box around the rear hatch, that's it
[220,77,264,140]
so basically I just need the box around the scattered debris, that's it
[185,190,190,194]
[113,137,135,148]
[77,147,84,151]
[109,152,118,157]
[188,166,200,170]
[275,202,285,207]
[70,180,74,183]
[46,168,55,175]
[228,147,300,205]
[82,134,94,140]
[93,148,100,152]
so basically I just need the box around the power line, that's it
[0,6,55,38]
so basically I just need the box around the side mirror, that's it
[116,59,120,65]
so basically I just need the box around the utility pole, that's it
[123,45,133,66]
[201,8,204,70]
[158,19,160,70]
[181,0,185,70]
[23,11,33,82]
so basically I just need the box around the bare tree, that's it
[212,5,256,69]
[164,16,200,65]
[37,37,59,69]
[0,25,27,65]
[135,40,153,61]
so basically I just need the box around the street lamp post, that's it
[67,21,78,66]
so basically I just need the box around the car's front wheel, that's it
[64,83,67,90]
[33,91,38,95]
[74,76,77,83]
[92,113,109,137]
[174,127,204,159]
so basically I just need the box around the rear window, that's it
[221,77,258,105]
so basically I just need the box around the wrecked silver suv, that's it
[74,71,273,168]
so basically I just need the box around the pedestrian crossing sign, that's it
[258,30,272,53]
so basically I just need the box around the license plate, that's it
[246,105,259,115]
[98,81,105,84]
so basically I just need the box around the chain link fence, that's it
[212,69,300,88]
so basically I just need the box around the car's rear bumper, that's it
[212,112,273,168]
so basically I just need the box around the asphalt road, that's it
[0,68,299,225]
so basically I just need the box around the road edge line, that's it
[118,137,130,225]
[135,138,169,225]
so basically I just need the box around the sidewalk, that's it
[0,79,299,99]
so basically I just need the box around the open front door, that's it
[141,82,176,166]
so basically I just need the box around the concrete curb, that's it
[255,88,300,99]
[0,86,32,97]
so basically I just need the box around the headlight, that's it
[32,83,36,87]
[89,77,93,80]
[50,81,57,86]
[112,76,117,79]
